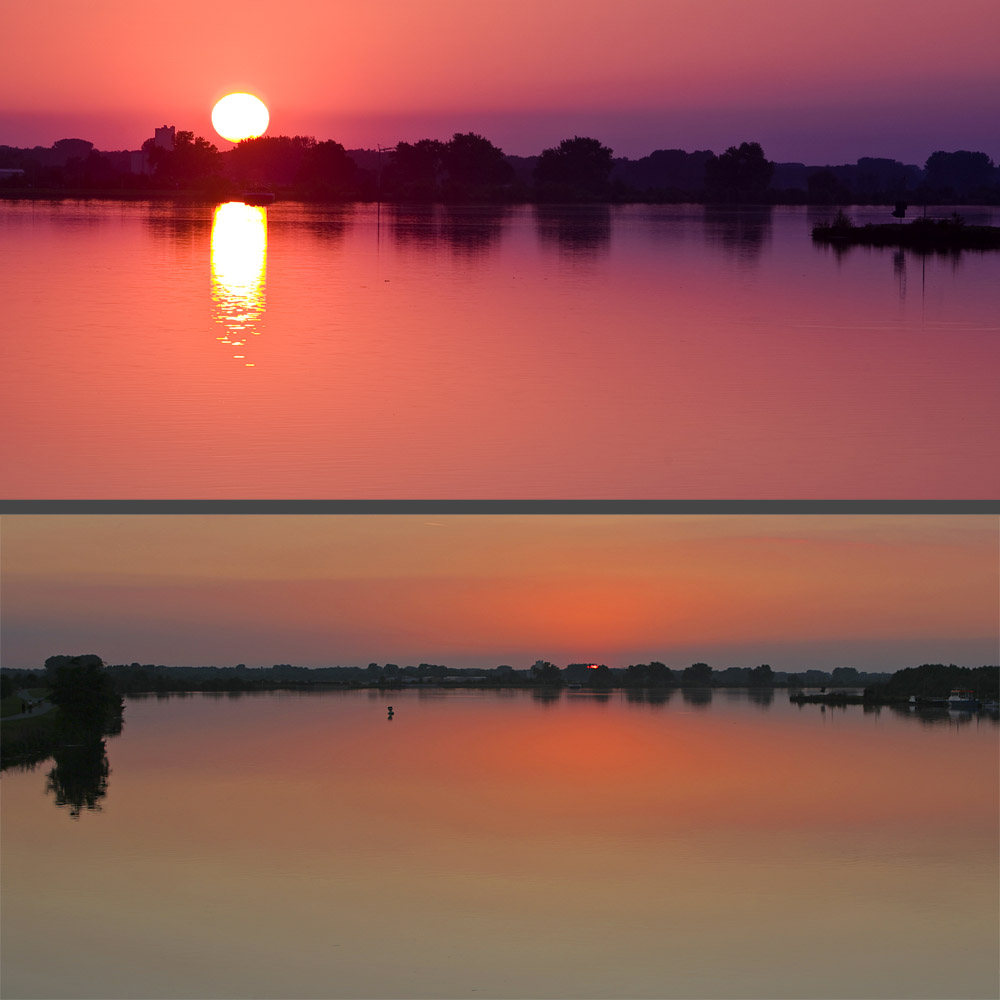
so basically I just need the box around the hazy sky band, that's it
[2,514,996,671]
[2,0,998,162]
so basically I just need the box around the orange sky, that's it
[1,515,996,669]
[2,0,998,161]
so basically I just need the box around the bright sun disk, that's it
[212,93,269,143]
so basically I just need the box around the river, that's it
[2,687,997,998]
[2,201,997,498]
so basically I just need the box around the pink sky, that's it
[2,515,996,670]
[2,0,998,162]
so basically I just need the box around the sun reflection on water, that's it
[210,201,267,365]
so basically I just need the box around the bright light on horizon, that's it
[211,93,269,143]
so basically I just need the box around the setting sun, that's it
[211,92,269,143]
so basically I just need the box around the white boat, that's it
[947,689,979,709]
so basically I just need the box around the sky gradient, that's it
[2,0,998,163]
[2,515,996,671]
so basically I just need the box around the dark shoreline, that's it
[812,217,1000,250]
[4,189,1000,211]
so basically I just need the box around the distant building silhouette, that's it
[154,125,175,151]
[128,125,176,175]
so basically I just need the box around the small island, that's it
[812,212,1000,250]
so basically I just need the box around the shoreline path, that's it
[1,691,54,722]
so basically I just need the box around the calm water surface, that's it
[2,689,997,999]
[2,201,998,498]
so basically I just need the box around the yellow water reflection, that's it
[210,201,266,365]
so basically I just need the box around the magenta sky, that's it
[2,0,998,163]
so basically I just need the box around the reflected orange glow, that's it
[210,202,266,364]
[1,691,997,999]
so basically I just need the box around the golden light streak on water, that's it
[210,202,267,364]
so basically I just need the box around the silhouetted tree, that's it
[611,149,714,200]
[646,661,671,686]
[60,149,120,189]
[625,663,649,687]
[807,169,852,205]
[854,157,913,201]
[591,664,613,689]
[924,150,996,200]
[297,139,358,199]
[45,655,123,731]
[145,130,221,187]
[530,660,564,686]
[383,139,446,201]
[682,662,714,686]
[831,667,860,686]
[441,132,513,201]
[704,142,774,203]
[534,136,614,201]
[52,138,95,162]
[230,134,315,187]
[874,664,998,701]
[750,663,774,687]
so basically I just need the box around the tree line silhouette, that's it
[2,132,998,204]
[3,658,974,696]
[3,658,995,709]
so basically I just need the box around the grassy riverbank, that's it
[1,709,64,766]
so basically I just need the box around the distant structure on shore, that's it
[154,125,175,150]
[129,124,176,175]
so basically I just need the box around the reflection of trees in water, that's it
[887,703,990,728]
[702,205,772,262]
[300,207,352,244]
[792,701,998,728]
[440,207,509,256]
[532,687,563,705]
[746,687,775,708]
[144,206,213,248]
[46,739,110,819]
[534,205,611,258]
[490,688,519,700]
[825,240,967,282]
[387,205,509,256]
[813,236,854,263]
[387,206,438,247]
[682,687,713,707]
[625,687,675,707]
[893,248,908,302]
